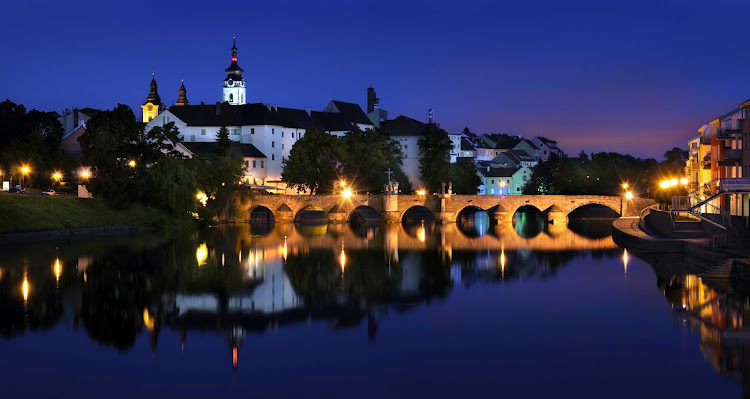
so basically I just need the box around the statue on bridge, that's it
[384,168,398,195]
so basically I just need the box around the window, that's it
[201,129,206,136]
[245,160,249,167]
[491,180,494,184]
[252,160,256,168]
[490,188,495,194]
[271,154,275,161]
[281,131,284,137]
[282,144,284,150]
[229,93,234,102]
[292,132,295,138]
[272,128,275,134]
[190,135,195,142]
[231,129,239,135]
[271,141,274,148]
[251,128,255,135]
[260,160,264,168]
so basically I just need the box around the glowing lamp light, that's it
[416,189,426,196]
[342,187,352,199]
[339,246,346,272]
[128,160,137,168]
[622,249,629,275]
[622,183,628,189]
[625,191,633,200]
[339,180,346,187]
[680,178,688,185]
[22,277,29,302]
[196,191,208,206]
[670,178,678,187]
[659,180,670,189]
[81,170,91,179]
[53,258,62,282]
[196,243,208,266]
[21,166,29,174]
[52,172,62,181]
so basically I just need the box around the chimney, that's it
[216,102,221,115]
[304,107,311,116]
[367,86,379,114]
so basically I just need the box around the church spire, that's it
[224,36,244,78]
[146,70,162,105]
[223,36,247,105]
[176,74,189,106]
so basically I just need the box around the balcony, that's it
[716,129,742,140]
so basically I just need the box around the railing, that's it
[671,195,729,231]
[638,204,661,232]
[688,178,720,199]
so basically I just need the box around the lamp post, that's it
[21,166,29,188]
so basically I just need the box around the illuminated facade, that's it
[141,72,164,123]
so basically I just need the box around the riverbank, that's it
[0,192,191,234]
[612,217,750,277]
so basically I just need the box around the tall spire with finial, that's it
[146,69,162,105]
[176,74,189,106]
[223,36,247,105]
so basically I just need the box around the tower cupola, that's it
[176,75,189,106]
[223,36,246,105]
[142,70,164,122]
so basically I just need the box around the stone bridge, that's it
[243,194,655,224]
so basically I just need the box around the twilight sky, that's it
[1,0,749,158]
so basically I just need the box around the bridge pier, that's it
[435,212,456,224]
[381,194,401,224]
[546,205,567,225]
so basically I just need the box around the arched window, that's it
[229,93,234,103]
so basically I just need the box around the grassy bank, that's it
[0,192,192,234]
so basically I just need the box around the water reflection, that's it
[0,218,744,395]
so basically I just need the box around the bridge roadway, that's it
[242,194,655,224]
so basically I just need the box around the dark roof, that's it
[380,115,427,136]
[167,103,360,132]
[479,166,518,178]
[481,133,521,149]
[460,138,475,151]
[509,149,535,160]
[515,139,539,151]
[182,141,266,158]
[328,101,372,125]
[536,137,557,145]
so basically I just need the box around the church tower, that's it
[223,36,246,105]
[176,75,189,106]
[141,71,164,122]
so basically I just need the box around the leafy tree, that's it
[215,126,232,156]
[524,153,562,194]
[450,159,482,194]
[418,125,453,193]
[189,150,244,218]
[339,128,412,193]
[282,128,342,194]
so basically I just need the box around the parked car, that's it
[42,189,56,196]
[9,186,25,194]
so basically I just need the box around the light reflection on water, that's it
[0,214,744,397]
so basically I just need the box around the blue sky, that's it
[1,0,748,158]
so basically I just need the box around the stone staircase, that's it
[699,259,735,280]
[670,220,709,239]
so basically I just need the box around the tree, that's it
[282,128,342,194]
[523,153,562,194]
[215,126,232,156]
[449,159,481,194]
[418,125,453,193]
[339,128,412,193]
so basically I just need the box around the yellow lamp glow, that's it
[52,172,62,181]
[53,258,62,282]
[416,189,426,196]
[128,160,137,168]
[22,277,29,302]
[680,178,688,185]
[339,180,346,187]
[342,187,352,199]
[670,178,678,187]
[625,191,633,200]
[142,308,155,332]
[21,166,29,174]
[196,243,208,266]
[81,170,90,179]
[622,183,628,189]
[659,180,670,189]
[196,191,208,206]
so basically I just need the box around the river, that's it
[0,210,745,398]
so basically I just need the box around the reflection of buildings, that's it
[665,271,750,396]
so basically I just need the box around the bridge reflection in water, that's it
[0,214,746,395]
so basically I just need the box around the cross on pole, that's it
[385,168,393,185]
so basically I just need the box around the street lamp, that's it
[625,191,633,200]
[80,170,90,181]
[622,183,628,190]
[128,160,137,168]
[20,165,29,187]
[342,187,352,199]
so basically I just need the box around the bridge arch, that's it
[567,202,620,218]
[401,205,435,224]
[248,205,275,222]
[294,205,326,223]
[348,205,380,224]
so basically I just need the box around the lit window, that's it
[201,129,206,135]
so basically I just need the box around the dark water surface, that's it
[0,213,746,398]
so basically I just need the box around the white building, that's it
[142,38,374,190]
[531,137,563,161]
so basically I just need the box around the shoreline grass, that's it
[0,192,191,234]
